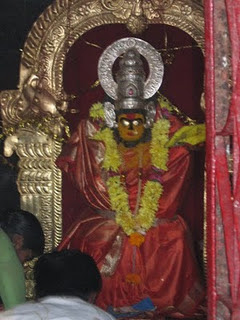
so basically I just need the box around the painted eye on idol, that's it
[132,119,143,126]
[121,119,130,127]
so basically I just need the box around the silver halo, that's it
[98,37,164,100]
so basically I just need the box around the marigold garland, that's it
[91,102,170,237]
[137,181,163,230]
[150,119,170,171]
[129,232,145,247]
[93,128,121,172]
[107,176,135,235]
[126,273,141,284]
[165,123,206,147]
[89,102,105,120]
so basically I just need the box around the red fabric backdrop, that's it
[61,24,205,257]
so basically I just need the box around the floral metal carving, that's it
[14,130,63,251]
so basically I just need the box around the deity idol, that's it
[57,38,205,318]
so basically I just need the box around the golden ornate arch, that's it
[0,0,204,253]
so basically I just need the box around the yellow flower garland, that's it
[89,102,105,120]
[106,171,164,236]
[150,119,170,171]
[107,176,135,235]
[90,103,170,236]
[93,128,121,172]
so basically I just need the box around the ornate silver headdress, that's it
[116,48,145,110]
[98,38,164,128]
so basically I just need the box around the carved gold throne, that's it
[0,0,204,297]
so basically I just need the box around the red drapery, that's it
[61,23,205,258]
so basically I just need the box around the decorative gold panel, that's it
[16,129,62,251]
[0,0,204,252]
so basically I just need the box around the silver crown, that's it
[98,38,164,127]
[115,49,145,110]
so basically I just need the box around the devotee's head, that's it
[0,209,45,263]
[0,163,20,212]
[34,249,102,302]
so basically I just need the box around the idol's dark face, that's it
[117,113,145,143]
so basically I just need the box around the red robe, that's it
[57,112,204,317]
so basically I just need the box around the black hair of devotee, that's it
[34,249,102,301]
